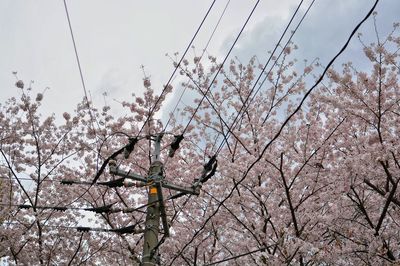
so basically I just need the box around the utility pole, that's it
[109,133,217,265]
[142,134,162,265]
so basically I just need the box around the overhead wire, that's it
[137,0,218,137]
[162,0,232,133]
[62,0,99,134]
[257,0,316,126]
[180,0,261,136]
[0,175,129,187]
[158,3,265,261]
[8,216,144,265]
[3,221,143,235]
[62,0,111,209]
[57,2,228,233]
[62,0,154,207]
[69,1,228,213]
[2,2,231,261]
[204,245,272,265]
[161,0,260,184]
[161,0,232,169]
[0,202,118,214]
[0,190,193,227]
[176,67,252,156]
[5,1,380,264]
[214,0,312,156]
[8,2,255,252]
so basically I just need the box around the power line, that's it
[181,0,260,136]
[3,221,143,235]
[0,202,119,214]
[176,67,252,156]
[0,185,191,215]
[0,176,81,185]
[62,0,88,100]
[161,0,232,169]
[162,0,232,133]
[82,0,230,197]
[0,175,147,190]
[145,0,269,247]
[137,0,218,137]
[204,246,271,265]
[62,0,98,133]
[258,0,315,126]
[215,0,312,155]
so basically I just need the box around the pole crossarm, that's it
[160,181,200,195]
[108,163,201,196]
[109,163,147,183]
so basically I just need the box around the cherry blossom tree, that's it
[158,20,400,265]
[1,16,399,266]
[311,21,400,264]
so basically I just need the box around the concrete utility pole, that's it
[109,133,217,265]
[142,134,162,265]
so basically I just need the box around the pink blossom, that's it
[62,112,71,120]
[283,46,291,55]
[304,66,313,74]
[143,78,151,88]
[136,97,144,106]
[15,80,24,89]
[35,93,43,102]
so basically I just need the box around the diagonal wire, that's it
[162,0,232,133]
[0,203,120,214]
[137,0,218,137]
[4,221,142,235]
[178,68,252,155]
[180,0,261,136]
[204,245,272,265]
[63,0,98,133]
[215,0,312,155]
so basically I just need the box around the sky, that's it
[0,0,399,125]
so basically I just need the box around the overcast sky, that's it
[0,0,399,124]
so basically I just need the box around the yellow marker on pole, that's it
[150,187,157,194]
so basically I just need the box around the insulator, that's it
[124,137,138,159]
[168,135,184,158]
